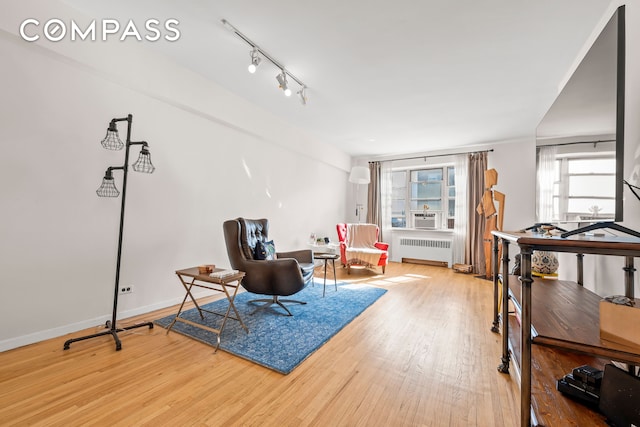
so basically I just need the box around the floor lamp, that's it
[64,114,155,351]
[349,166,370,223]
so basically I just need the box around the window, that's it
[391,165,455,229]
[561,156,616,220]
[551,154,616,221]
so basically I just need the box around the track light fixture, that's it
[248,48,261,74]
[222,19,308,105]
[276,71,292,96]
[297,86,307,105]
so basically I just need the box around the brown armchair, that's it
[223,218,315,316]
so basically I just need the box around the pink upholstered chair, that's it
[336,223,389,274]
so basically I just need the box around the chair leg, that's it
[382,265,386,274]
[248,296,306,316]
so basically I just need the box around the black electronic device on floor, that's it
[598,364,640,427]
[557,365,603,407]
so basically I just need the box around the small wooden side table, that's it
[167,267,248,351]
[314,253,340,297]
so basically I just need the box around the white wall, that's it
[0,3,351,351]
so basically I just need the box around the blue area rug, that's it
[154,280,387,374]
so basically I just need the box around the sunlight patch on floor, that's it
[362,273,432,287]
[342,283,377,290]
[404,273,431,279]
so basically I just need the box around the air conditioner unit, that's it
[413,212,439,229]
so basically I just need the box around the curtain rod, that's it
[370,148,493,163]
[538,139,615,148]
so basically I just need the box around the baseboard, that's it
[0,288,218,353]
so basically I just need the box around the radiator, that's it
[398,237,453,267]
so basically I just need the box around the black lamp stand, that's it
[64,114,154,351]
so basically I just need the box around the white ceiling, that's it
[64,0,614,157]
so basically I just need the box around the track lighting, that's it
[222,19,308,105]
[276,71,292,96]
[297,86,307,105]
[248,48,261,74]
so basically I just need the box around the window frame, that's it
[552,152,616,221]
[390,164,455,230]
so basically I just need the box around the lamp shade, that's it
[96,175,120,197]
[132,147,155,173]
[101,127,124,150]
[349,166,370,184]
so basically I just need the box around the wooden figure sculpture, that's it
[476,168,505,279]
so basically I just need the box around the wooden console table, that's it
[491,230,640,426]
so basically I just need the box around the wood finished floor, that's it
[0,262,519,426]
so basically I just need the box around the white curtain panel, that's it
[379,162,393,244]
[453,154,469,264]
[537,145,557,222]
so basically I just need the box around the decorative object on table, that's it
[223,218,315,316]
[64,114,155,352]
[154,280,387,374]
[198,265,215,274]
[530,250,559,275]
[476,168,505,280]
[588,205,602,218]
[540,224,555,237]
[523,223,568,234]
[349,166,371,223]
[336,223,388,274]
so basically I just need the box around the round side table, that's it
[313,252,340,297]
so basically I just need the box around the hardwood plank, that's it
[506,314,608,426]
[0,263,519,426]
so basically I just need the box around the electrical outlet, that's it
[119,285,134,294]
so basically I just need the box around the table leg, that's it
[167,276,204,334]
[332,258,337,292]
[498,239,510,374]
[222,279,249,333]
[520,245,533,427]
[323,259,328,297]
[179,276,205,317]
[491,234,500,333]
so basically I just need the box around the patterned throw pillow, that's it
[253,240,277,260]
[264,240,276,260]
